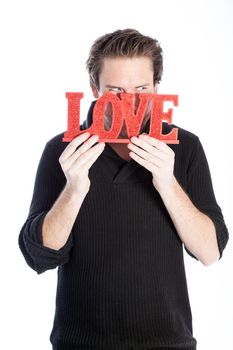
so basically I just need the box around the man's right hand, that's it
[59,132,105,195]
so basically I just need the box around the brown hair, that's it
[85,28,163,90]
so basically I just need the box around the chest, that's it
[108,143,131,161]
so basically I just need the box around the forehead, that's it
[99,56,153,85]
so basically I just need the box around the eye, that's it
[108,87,122,92]
[136,86,147,91]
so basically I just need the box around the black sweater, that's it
[18,101,229,350]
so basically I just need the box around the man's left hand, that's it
[127,133,176,193]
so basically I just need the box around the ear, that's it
[91,84,99,99]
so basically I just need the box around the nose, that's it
[131,93,140,111]
[116,91,140,111]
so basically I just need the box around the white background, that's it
[0,0,232,349]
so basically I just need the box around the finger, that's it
[68,134,100,165]
[128,143,163,167]
[60,132,91,162]
[138,134,173,155]
[129,151,157,173]
[72,142,105,171]
[130,136,165,160]
[80,143,106,170]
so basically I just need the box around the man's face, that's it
[91,56,158,138]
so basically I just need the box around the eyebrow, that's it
[105,83,151,89]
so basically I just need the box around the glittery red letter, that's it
[62,92,83,142]
[120,93,151,138]
[149,95,179,144]
[90,92,123,142]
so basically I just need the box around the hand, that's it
[59,132,105,195]
[127,133,176,193]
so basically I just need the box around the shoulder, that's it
[44,131,69,158]
[45,121,87,156]
[162,123,204,177]
[163,122,199,143]
[162,122,200,154]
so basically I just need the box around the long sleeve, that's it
[184,137,229,260]
[18,141,74,274]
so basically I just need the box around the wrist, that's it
[155,176,178,197]
[64,183,89,199]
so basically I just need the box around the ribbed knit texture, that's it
[18,101,229,350]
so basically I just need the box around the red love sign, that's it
[62,92,179,144]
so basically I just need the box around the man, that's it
[18,28,229,350]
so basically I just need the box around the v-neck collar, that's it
[104,144,140,183]
[101,117,151,184]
